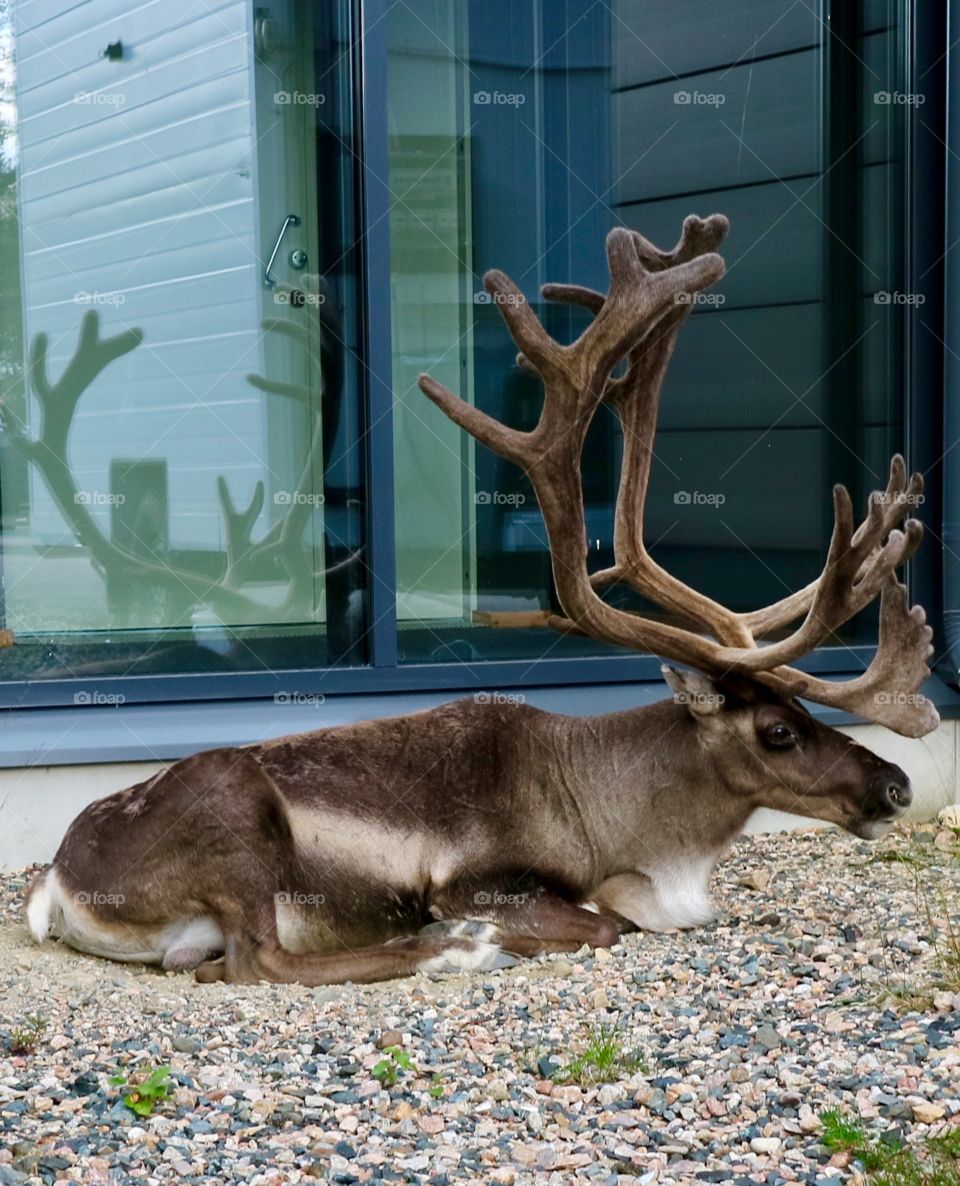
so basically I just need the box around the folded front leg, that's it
[197,932,513,986]
[428,878,627,957]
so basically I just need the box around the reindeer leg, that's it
[195,956,226,983]
[198,880,624,984]
[260,933,518,984]
[196,899,514,986]
[427,881,628,957]
[195,934,514,986]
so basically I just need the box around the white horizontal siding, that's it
[13,0,266,552]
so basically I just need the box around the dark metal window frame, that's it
[905,0,947,673]
[0,0,950,714]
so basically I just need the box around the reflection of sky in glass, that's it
[0,11,16,171]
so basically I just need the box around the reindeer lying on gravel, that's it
[27,215,935,985]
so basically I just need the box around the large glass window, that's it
[0,0,366,681]
[0,0,924,699]
[387,0,910,663]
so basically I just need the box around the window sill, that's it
[1,675,958,769]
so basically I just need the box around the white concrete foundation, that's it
[0,761,166,871]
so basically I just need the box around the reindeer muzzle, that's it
[857,766,913,837]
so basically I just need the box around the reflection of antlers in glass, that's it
[241,314,361,614]
[1,310,354,625]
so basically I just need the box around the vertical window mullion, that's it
[358,0,399,668]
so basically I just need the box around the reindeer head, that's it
[662,666,912,839]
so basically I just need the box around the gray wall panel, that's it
[614,0,818,89]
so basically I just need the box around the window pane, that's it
[387,0,908,664]
[0,0,367,681]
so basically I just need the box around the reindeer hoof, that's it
[195,956,226,983]
[420,937,519,975]
[163,945,207,972]
[420,919,498,941]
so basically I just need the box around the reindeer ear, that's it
[661,666,726,717]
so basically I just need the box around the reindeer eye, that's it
[765,724,798,749]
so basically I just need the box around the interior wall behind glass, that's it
[388,0,907,664]
[387,2,477,627]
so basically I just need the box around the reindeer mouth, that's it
[849,815,902,841]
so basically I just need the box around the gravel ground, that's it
[1,823,959,1186]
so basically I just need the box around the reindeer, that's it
[26,214,937,985]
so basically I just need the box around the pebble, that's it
[910,1099,947,1123]
[753,1023,782,1051]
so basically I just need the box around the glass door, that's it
[0,0,366,682]
[385,0,911,664]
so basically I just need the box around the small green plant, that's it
[110,1064,173,1117]
[924,891,960,994]
[371,1045,415,1089]
[867,835,960,1010]
[521,1040,547,1076]
[8,1012,47,1055]
[818,1110,960,1185]
[429,1073,444,1100]
[870,849,934,870]
[552,1026,647,1087]
[821,1108,870,1152]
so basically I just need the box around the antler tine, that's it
[742,456,924,639]
[419,373,534,468]
[702,484,924,674]
[539,283,605,313]
[31,311,143,452]
[480,269,564,382]
[218,476,266,583]
[541,214,730,311]
[539,215,751,648]
[579,229,726,379]
[631,212,731,272]
[754,576,938,737]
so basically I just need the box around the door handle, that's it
[264,214,301,289]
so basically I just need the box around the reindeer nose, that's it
[868,769,913,817]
